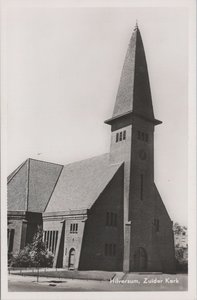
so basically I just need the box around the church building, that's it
[7,25,176,273]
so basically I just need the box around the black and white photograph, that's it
[1,0,196,299]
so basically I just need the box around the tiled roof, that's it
[7,159,63,213]
[8,154,123,214]
[7,160,29,211]
[45,154,123,212]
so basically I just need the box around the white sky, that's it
[6,6,189,226]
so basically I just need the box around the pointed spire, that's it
[105,25,161,126]
[135,20,138,30]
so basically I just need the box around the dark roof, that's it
[111,26,156,122]
[45,154,123,212]
[7,159,63,213]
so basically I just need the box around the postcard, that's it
[1,0,196,299]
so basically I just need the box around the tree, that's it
[173,222,186,235]
[173,222,188,273]
[10,228,54,268]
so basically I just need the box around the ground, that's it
[8,272,188,292]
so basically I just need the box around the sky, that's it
[6,5,189,226]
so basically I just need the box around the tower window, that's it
[138,130,149,142]
[106,212,110,226]
[140,174,143,200]
[105,212,117,227]
[116,130,126,142]
[123,130,126,140]
[119,132,122,141]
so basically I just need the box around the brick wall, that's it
[79,165,124,271]
[8,212,42,255]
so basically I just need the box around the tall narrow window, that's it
[46,231,49,248]
[156,219,159,232]
[116,133,119,142]
[123,130,126,140]
[55,231,58,251]
[110,212,114,226]
[113,244,116,256]
[105,244,108,256]
[43,231,45,243]
[8,229,15,253]
[49,231,52,251]
[145,133,149,142]
[119,132,122,141]
[106,212,109,226]
[114,214,117,227]
[51,231,54,253]
[140,174,143,200]
[154,219,160,232]
[109,244,112,256]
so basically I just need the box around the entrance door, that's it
[133,247,147,271]
[68,248,76,269]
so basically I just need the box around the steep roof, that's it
[7,159,63,212]
[45,154,123,212]
[107,26,160,125]
[8,154,123,214]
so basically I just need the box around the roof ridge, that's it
[109,161,124,167]
[63,153,109,167]
[28,158,64,167]
[43,165,64,212]
[7,159,28,184]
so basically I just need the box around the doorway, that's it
[68,248,76,269]
[133,247,147,271]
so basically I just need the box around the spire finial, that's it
[135,20,138,30]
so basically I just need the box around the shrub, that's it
[9,229,54,268]
[10,246,32,267]
[175,246,188,273]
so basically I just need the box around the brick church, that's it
[7,25,176,273]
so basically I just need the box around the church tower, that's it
[105,25,175,273]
